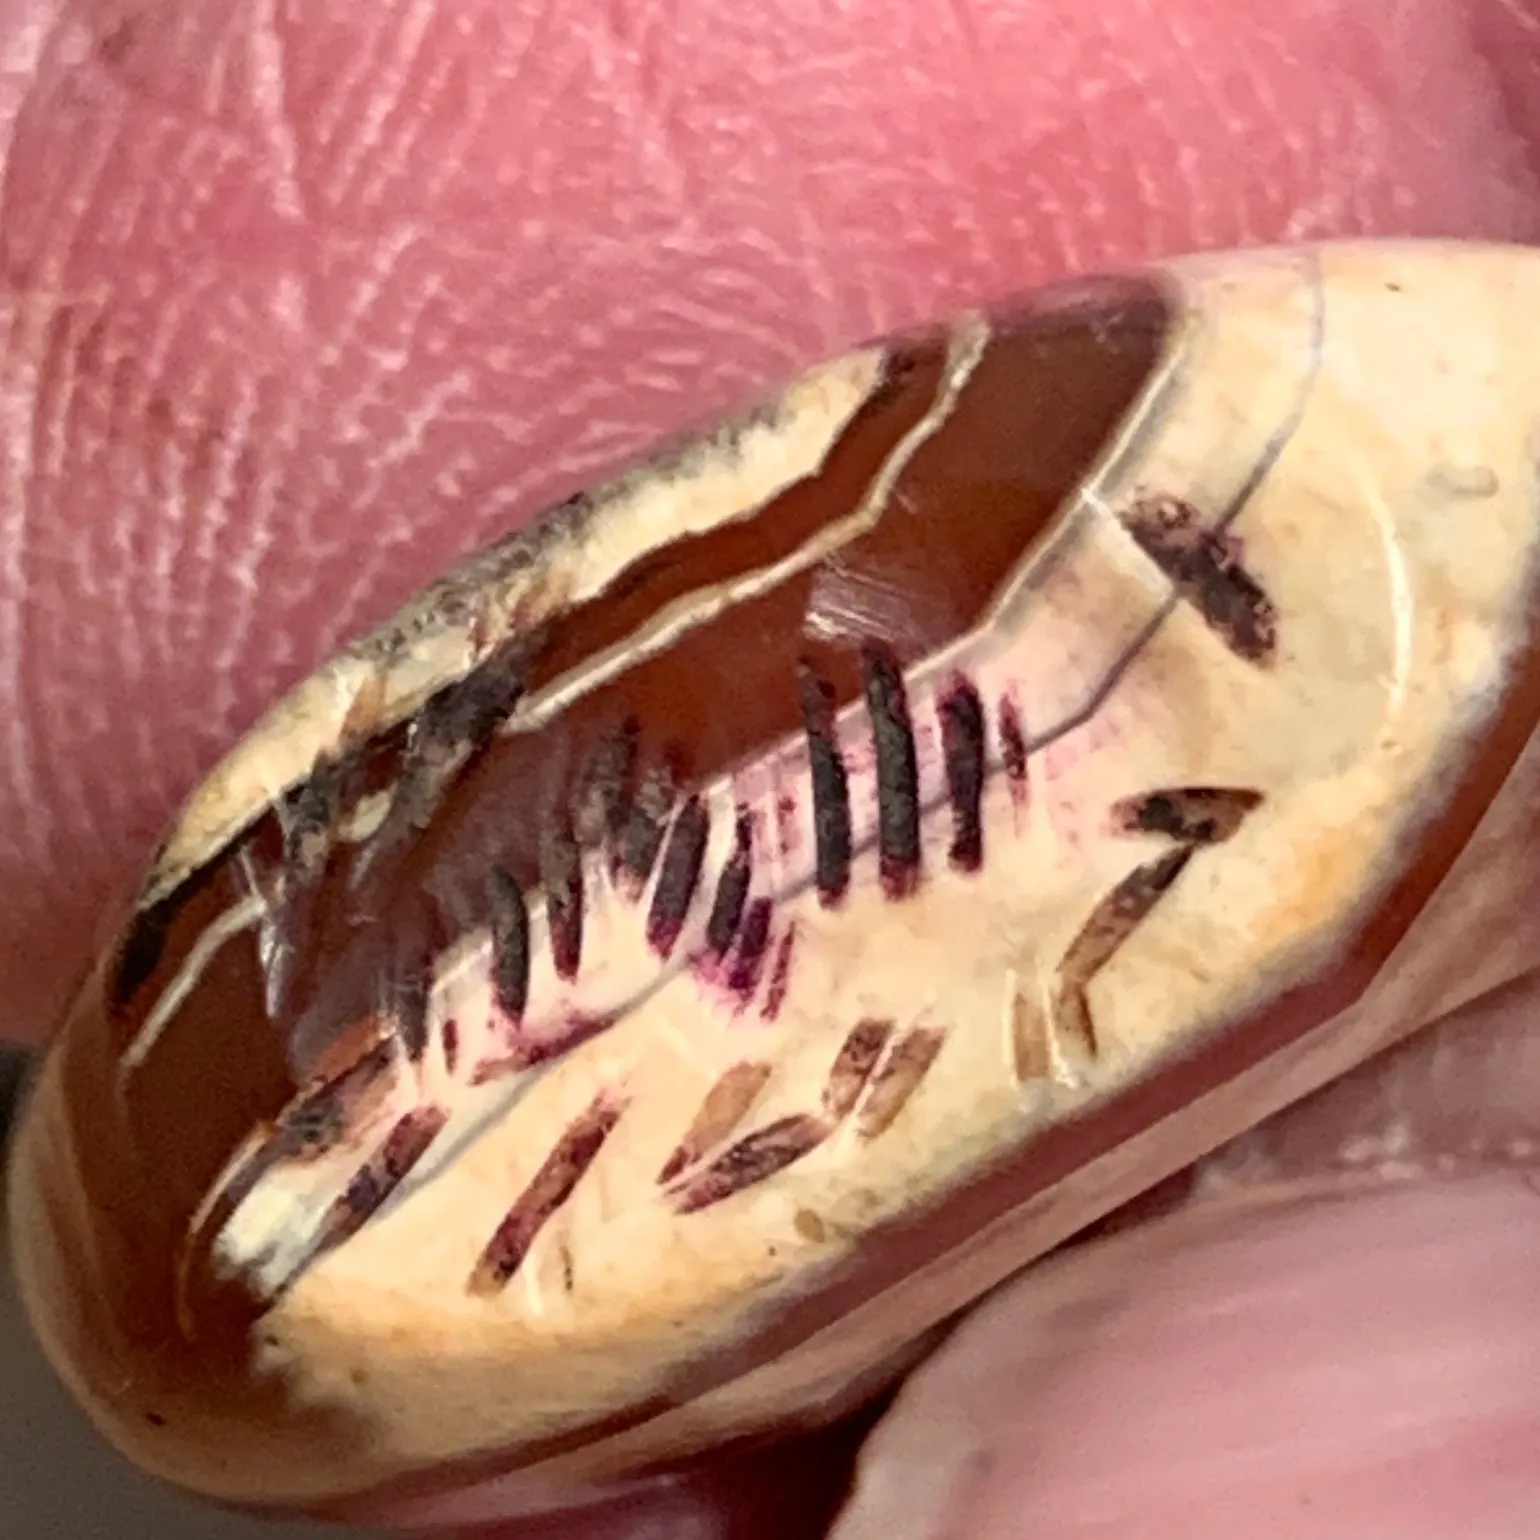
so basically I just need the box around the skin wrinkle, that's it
[3,4,1540,1536]
[245,0,306,224]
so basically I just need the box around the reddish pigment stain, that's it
[470,1012,616,1085]
[760,923,798,1021]
[774,790,801,860]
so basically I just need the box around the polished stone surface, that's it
[0,1086,379,1540]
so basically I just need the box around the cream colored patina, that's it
[14,241,1540,1514]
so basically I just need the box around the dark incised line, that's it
[278,1105,448,1294]
[938,674,986,872]
[670,1113,827,1215]
[263,755,359,1020]
[862,643,921,897]
[617,763,676,893]
[822,1018,895,1120]
[1112,785,1264,846]
[221,1039,396,1209]
[111,904,174,1011]
[646,795,711,959]
[387,915,444,1062]
[468,1094,624,1295]
[726,897,773,999]
[799,664,853,906]
[705,809,754,957]
[489,865,531,1023]
[1121,497,1278,665]
[470,1011,615,1086]
[761,923,797,1021]
[112,858,218,1012]
[857,1026,946,1140]
[656,1060,772,1184]
[176,1037,403,1323]
[1053,845,1194,1056]
[541,812,585,983]
[583,716,641,847]
[352,644,529,886]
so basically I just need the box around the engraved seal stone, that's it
[11,239,1540,1519]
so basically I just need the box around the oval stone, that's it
[11,239,1540,1519]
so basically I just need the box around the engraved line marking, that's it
[1006,968,1052,1086]
[119,894,267,1076]
[175,1035,403,1329]
[276,1105,449,1297]
[468,1011,616,1086]
[1120,497,1278,664]
[503,318,991,737]
[705,808,753,956]
[668,1018,893,1213]
[1111,786,1264,846]
[863,643,921,897]
[351,644,530,886]
[670,1114,827,1214]
[468,1093,626,1295]
[1046,781,1268,1068]
[616,762,675,895]
[382,900,448,1062]
[489,866,531,1023]
[760,921,797,1021]
[997,694,1028,800]
[1004,264,1322,755]
[389,962,433,1062]
[646,795,711,958]
[726,897,773,1000]
[657,1060,774,1184]
[857,1026,946,1139]
[800,664,853,905]
[822,1018,895,1120]
[541,813,585,982]
[938,674,986,871]
[1352,454,1415,731]
[1051,846,1195,1057]
[580,716,640,847]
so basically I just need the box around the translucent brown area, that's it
[112,273,1172,1079]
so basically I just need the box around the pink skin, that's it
[2,0,1539,1535]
